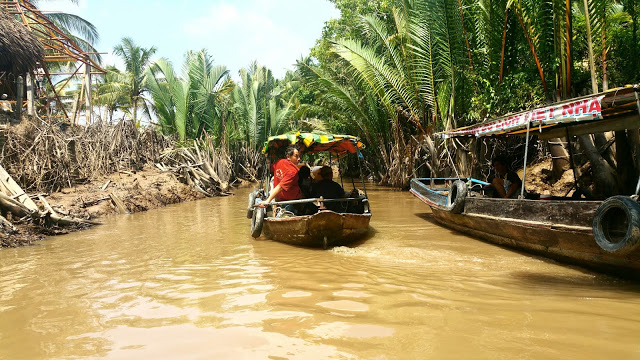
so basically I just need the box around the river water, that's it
[0,185,639,359]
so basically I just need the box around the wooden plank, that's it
[464,197,600,227]
[37,195,58,217]
[0,164,38,211]
[100,180,111,191]
[109,193,130,214]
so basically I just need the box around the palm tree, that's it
[145,50,230,141]
[112,37,156,125]
[94,65,130,123]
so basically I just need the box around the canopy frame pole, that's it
[520,117,531,199]
[566,127,578,190]
[357,149,369,202]
[337,154,344,189]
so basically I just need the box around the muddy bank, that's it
[0,116,237,248]
[2,165,215,247]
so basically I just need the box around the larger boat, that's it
[247,132,372,249]
[410,86,640,278]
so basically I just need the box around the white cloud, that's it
[183,2,239,34]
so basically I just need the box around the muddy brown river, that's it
[1,185,639,359]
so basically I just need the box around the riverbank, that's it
[1,164,212,247]
[0,116,236,248]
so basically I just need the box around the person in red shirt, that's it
[257,145,303,214]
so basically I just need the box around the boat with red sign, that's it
[410,86,640,278]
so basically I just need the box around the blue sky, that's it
[38,0,340,79]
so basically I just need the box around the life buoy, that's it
[247,190,257,219]
[592,196,640,255]
[250,198,265,238]
[447,180,467,214]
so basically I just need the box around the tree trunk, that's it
[602,15,609,91]
[583,0,598,93]
[133,99,138,126]
[578,134,617,198]
[594,132,616,168]
[615,130,638,194]
[548,138,570,180]
[630,1,639,81]
[628,129,640,175]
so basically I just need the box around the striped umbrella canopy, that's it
[262,132,365,157]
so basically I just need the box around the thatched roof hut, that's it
[0,8,44,75]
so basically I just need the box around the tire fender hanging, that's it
[592,195,640,255]
[447,180,467,214]
[250,198,265,238]
[247,190,257,219]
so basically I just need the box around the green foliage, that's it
[110,37,157,125]
[145,50,230,141]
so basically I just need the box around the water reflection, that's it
[0,185,638,359]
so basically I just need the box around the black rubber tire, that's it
[250,198,265,238]
[447,180,467,214]
[246,191,257,219]
[592,196,640,255]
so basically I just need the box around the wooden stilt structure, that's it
[1,0,105,123]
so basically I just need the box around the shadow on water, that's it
[510,271,640,292]
[345,226,377,248]
[414,212,438,225]
[412,210,640,283]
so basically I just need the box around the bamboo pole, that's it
[84,63,92,125]
[15,76,23,120]
[26,73,35,116]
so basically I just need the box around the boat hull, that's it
[262,210,371,248]
[410,179,640,278]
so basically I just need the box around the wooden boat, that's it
[248,132,372,249]
[410,86,640,278]
[262,210,371,248]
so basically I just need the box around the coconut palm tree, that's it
[112,37,156,126]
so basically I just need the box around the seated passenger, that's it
[298,165,313,198]
[297,164,318,215]
[485,156,522,199]
[312,165,355,212]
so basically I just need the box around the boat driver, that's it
[257,145,303,215]
[486,156,522,199]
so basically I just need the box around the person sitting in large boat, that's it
[485,156,522,199]
[312,165,358,212]
[258,145,303,215]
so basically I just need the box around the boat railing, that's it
[412,177,489,193]
[257,197,368,207]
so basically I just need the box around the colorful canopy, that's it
[262,132,365,156]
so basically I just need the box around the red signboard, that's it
[443,95,605,138]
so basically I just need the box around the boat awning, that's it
[262,132,365,156]
[440,86,640,139]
